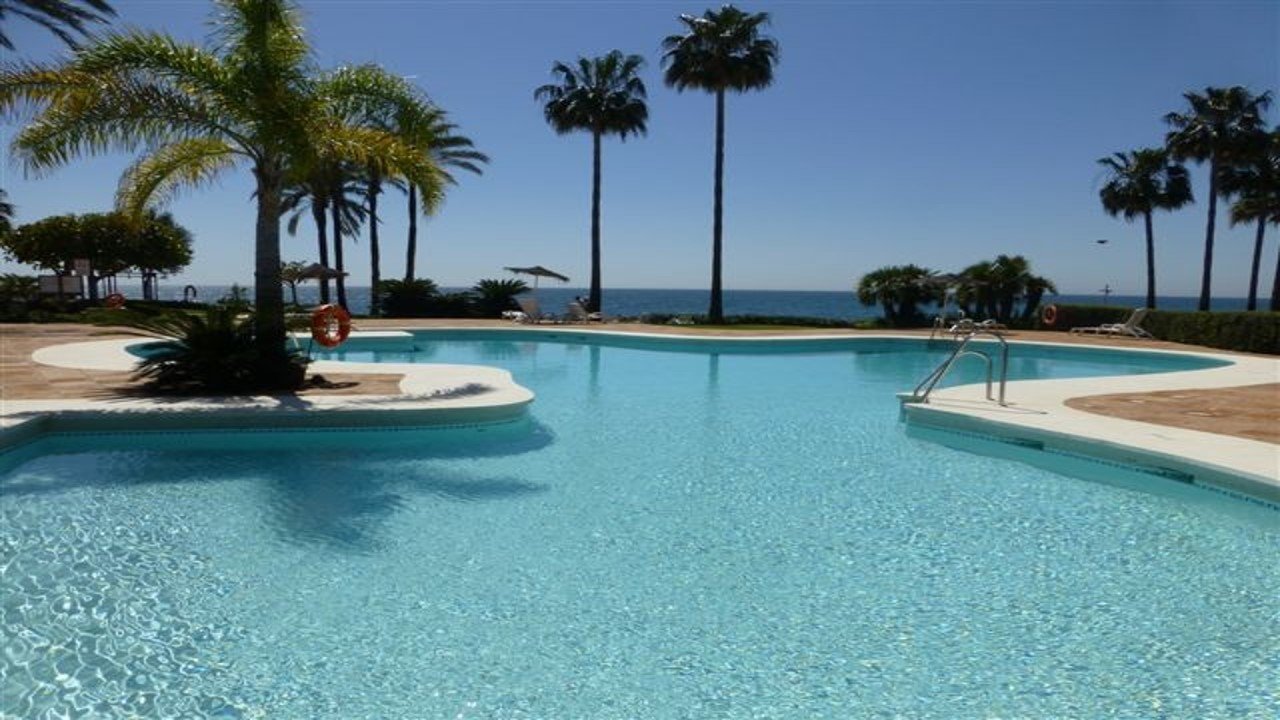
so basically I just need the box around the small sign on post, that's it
[72,258,91,276]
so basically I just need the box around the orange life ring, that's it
[1041,304,1059,327]
[105,293,126,309]
[310,304,352,348]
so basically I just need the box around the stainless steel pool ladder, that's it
[910,329,1010,406]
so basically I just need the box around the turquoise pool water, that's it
[3,334,1275,718]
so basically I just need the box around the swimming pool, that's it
[3,332,1276,718]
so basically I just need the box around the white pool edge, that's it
[6,329,1277,504]
[3,337,535,444]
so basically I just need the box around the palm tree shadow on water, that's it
[264,418,557,554]
[1,419,557,554]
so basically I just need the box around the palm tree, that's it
[0,189,12,237]
[1164,86,1272,311]
[1222,128,1280,311]
[1221,127,1280,312]
[404,114,487,283]
[314,67,451,316]
[1097,148,1193,309]
[662,5,778,323]
[855,265,939,327]
[535,50,647,313]
[0,0,115,50]
[281,168,365,305]
[1,1,441,385]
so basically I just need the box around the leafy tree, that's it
[1,211,192,299]
[1222,127,1280,311]
[403,114,487,282]
[472,278,529,317]
[132,211,193,299]
[1,0,441,388]
[536,50,647,313]
[1097,148,1193,309]
[855,265,940,326]
[0,0,115,50]
[662,5,778,323]
[1164,86,1272,310]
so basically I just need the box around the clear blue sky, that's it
[2,0,1277,297]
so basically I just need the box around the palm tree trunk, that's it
[590,130,603,313]
[1198,162,1218,311]
[1246,217,1265,311]
[1143,210,1157,309]
[404,184,418,282]
[1271,240,1280,312]
[252,164,288,379]
[332,193,347,309]
[312,199,330,304]
[368,174,382,317]
[709,89,726,324]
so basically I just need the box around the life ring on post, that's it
[1040,304,1059,328]
[310,304,352,348]
[105,293,126,309]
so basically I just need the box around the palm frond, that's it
[116,137,241,214]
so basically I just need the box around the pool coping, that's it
[4,326,1277,503]
[2,337,534,446]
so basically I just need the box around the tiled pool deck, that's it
[2,320,1276,497]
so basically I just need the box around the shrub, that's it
[472,278,529,317]
[98,306,308,393]
[1145,311,1280,355]
[1040,303,1280,354]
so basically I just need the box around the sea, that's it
[147,284,1252,320]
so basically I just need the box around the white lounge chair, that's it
[1069,308,1154,339]
[514,296,555,323]
[566,301,603,323]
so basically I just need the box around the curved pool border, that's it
[1,336,535,448]
[4,326,1276,504]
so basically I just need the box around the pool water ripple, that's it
[1,335,1276,718]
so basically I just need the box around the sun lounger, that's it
[515,296,556,323]
[1069,308,1154,339]
[566,301,604,323]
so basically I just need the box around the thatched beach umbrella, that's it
[298,262,347,280]
[504,265,570,289]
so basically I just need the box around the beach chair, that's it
[1069,308,1154,339]
[515,296,555,323]
[566,301,604,323]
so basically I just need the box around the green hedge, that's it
[1038,303,1280,354]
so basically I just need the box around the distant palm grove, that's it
[0,0,783,385]
[0,1,1274,376]
[1099,86,1276,312]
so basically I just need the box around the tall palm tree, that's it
[281,167,365,305]
[404,114,487,283]
[535,50,647,313]
[315,67,449,316]
[1097,148,1193,309]
[662,5,778,324]
[0,0,115,50]
[1222,128,1280,311]
[0,0,440,384]
[1164,86,1272,311]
